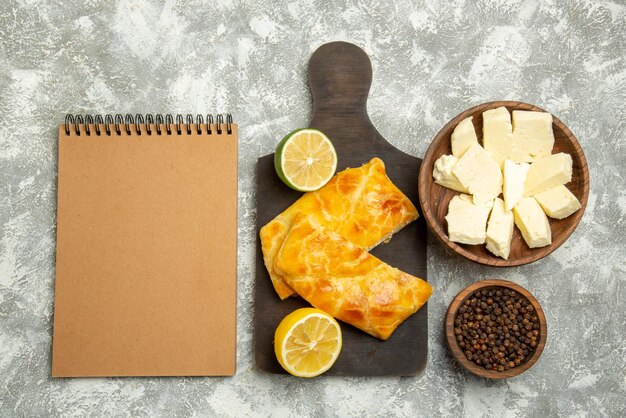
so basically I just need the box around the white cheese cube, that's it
[445,194,493,245]
[503,159,530,211]
[513,197,552,248]
[534,185,581,219]
[486,198,514,259]
[524,153,573,196]
[452,143,503,204]
[482,107,514,167]
[433,155,469,193]
[510,111,554,163]
[451,117,478,158]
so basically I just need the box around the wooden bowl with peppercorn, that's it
[444,279,547,379]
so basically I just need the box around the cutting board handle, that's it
[309,41,373,115]
[308,41,391,149]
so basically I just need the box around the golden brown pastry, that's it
[260,158,419,299]
[274,214,432,340]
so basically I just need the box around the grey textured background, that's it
[1,0,625,416]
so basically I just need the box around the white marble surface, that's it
[1,0,625,416]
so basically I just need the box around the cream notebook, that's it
[52,114,237,377]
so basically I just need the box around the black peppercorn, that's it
[454,286,540,372]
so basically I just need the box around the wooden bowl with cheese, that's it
[418,101,589,267]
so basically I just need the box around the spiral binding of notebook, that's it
[64,113,234,136]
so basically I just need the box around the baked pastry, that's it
[260,158,419,299]
[274,214,432,340]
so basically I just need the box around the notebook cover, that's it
[52,122,238,377]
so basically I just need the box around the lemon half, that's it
[274,308,342,377]
[274,129,338,192]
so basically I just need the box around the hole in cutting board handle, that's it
[308,41,373,113]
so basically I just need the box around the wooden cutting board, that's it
[254,41,429,376]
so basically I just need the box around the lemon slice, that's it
[274,308,342,377]
[274,129,338,192]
